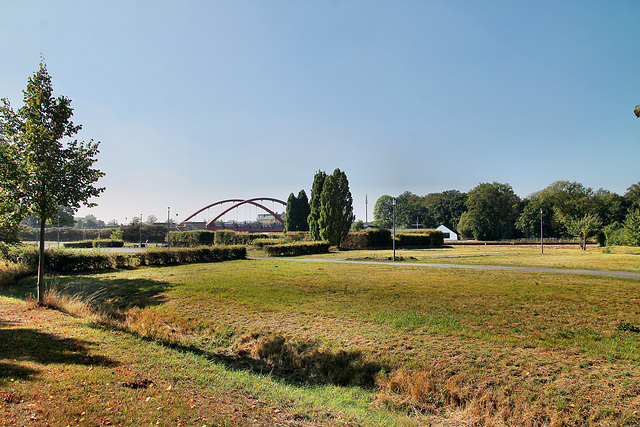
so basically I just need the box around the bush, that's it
[140,245,246,266]
[283,232,308,242]
[395,230,444,248]
[93,239,125,248]
[236,233,271,245]
[253,238,282,248]
[343,229,392,249]
[264,242,330,257]
[0,244,246,274]
[63,241,93,249]
[170,230,217,247]
[215,230,239,245]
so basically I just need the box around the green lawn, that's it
[3,247,640,425]
[291,244,640,272]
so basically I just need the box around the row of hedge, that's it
[63,239,125,249]
[264,242,331,257]
[2,245,246,275]
[342,229,444,249]
[169,230,271,246]
[21,225,170,244]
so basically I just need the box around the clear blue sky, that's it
[2,0,639,224]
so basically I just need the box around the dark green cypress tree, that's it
[308,171,326,240]
[296,189,310,231]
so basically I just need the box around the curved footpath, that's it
[248,257,640,280]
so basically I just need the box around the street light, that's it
[540,208,544,255]
[392,198,396,261]
[139,214,143,248]
[167,207,171,248]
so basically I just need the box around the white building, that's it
[436,225,458,241]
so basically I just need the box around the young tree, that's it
[0,61,105,303]
[308,171,327,240]
[566,213,602,250]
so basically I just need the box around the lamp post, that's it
[139,214,143,247]
[392,198,396,261]
[540,208,544,255]
[167,207,171,248]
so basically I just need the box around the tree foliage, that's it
[373,195,394,228]
[515,194,554,238]
[307,171,326,241]
[284,190,310,232]
[625,209,640,247]
[465,182,521,241]
[566,213,602,250]
[0,61,105,302]
[308,169,354,247]
[318,169,354,247]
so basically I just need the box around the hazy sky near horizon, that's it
[1,0,639,224]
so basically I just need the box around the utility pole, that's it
[365,194,368,224]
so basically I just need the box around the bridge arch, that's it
[181,198,287,231]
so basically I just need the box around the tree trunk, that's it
[37,217,46,305]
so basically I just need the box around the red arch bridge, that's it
[180,198,287,232]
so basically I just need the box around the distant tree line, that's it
[374,181,640,246]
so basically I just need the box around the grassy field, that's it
[2,245,640,426]
[290,244,640,273]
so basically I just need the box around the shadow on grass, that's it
[136,333,385,390]
[0,327,118,383]
[57,276,175,312]
[1,275,174,313]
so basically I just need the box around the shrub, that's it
[395,230,444,248]
[343,229,392,249]
[264,242,330,257]
[142,246,246,266]
[63,241,93,249]
[237,233,272,245]
[93,239,125,248]
[0,244,246,274]
[215,230,239,245]
[170,230,217,247]
[283,232,307,242]
[253,238,282,248]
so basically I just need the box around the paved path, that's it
[249,257,640,280]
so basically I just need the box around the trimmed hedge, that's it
[169,230,278,247]
[253,238,283,248]
[1,245,246,275]
[140,246,246,266]
[170,230,217,247]
[63,241,94,249]
[264,242,330,257]
[343,229,392,249]
[395,230,444,247]
[93,239,125,248]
